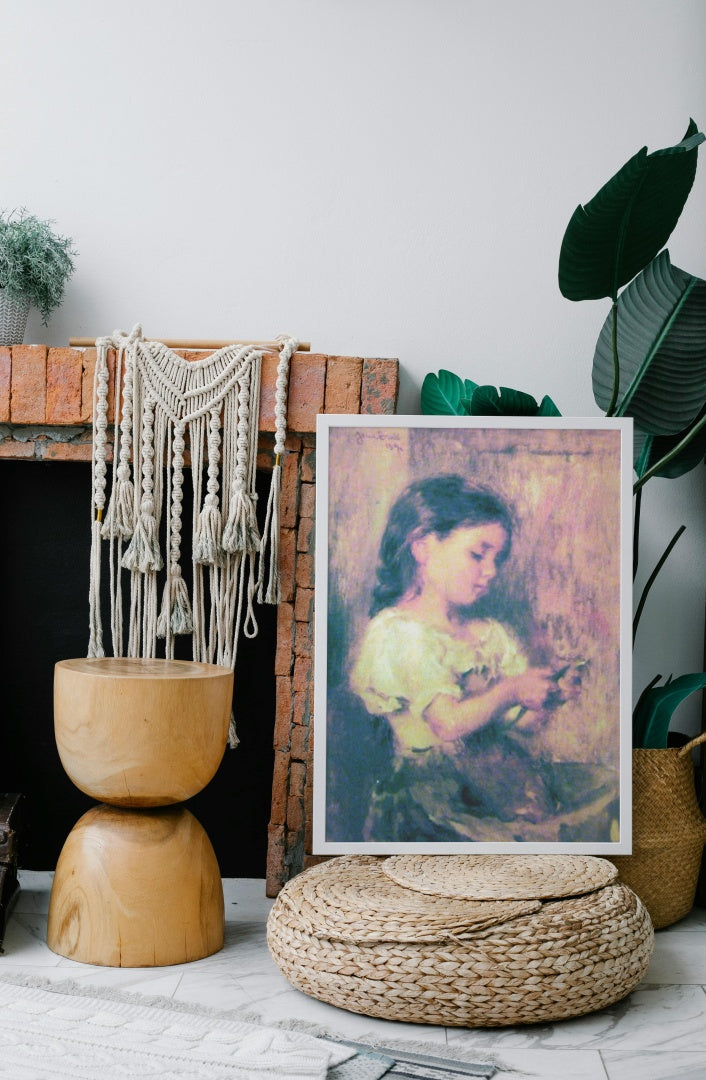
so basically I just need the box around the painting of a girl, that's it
[347,474,618,844]
[316,419,629,852]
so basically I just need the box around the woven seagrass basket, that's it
[610,732,706,930]
[267,854,653,1027]
[0,290,29,346]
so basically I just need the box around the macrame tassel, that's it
[87,518,105,657]
[194,495,224,566]
[122,498,163,573]
[195,405,225,566]
[101,468,135,540]
[228,711,240,749]
[157,570,194,637]
[222,488,261,554]
[258,461,282,604]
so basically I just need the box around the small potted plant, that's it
[0,209,76,345]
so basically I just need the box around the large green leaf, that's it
[421,370,477,414]
[633,672,706,748]
[469,385,562,417]
[592,251,706,434]
[559,120,704,301]
[634,407,706,479]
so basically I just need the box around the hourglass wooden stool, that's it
[47,658,233,967]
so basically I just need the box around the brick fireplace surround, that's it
[0,344,399,896]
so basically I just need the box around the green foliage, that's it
[633,673,706,749]
[0,209,76,323]
[559,120,704,302]
[420,370,477,414]
[421,370,561,418]
[633,407,706,481]
[557,120,706,747]
[592,252,706,443]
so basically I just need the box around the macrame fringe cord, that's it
[258,334,297,605]
[88,326,296,748]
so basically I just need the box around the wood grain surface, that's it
[47,804,225,966]
[54,658,233,806]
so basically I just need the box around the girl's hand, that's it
[507,668,556,712]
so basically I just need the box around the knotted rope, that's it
[88,326,296,745]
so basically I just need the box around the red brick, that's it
[269,750,291,826]
[294,587,314,624]
[0,439,35,458]
[11,345,46,422]
[292,689,310,727]
[297,516,314,554]
[258,352,279,433]
[79,347,116,421]
[324,356,363,413]
[294,620,312,660]
[41,441,95,462]
[274,602,295,676]
[289,761,306,800]
[361,358,399,415]
[0,348,10,422]
[304,766,315,853]
[293,657,312,694]
[288,355,326,432]
[290,724,309,763]
[299,482,316,520]
[273,676,293,750]
[259,352,326,435]
[80,348,97,421]
[46,348,83,423]
[280,450,300,529]
[279,528,297,603]
[265,824,286,897]
[295,552,314,590]
[286,790,304,833]
[300,443,316,483]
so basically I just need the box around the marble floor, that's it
[2,871,706,1080]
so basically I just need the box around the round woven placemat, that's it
[382,853,618,899]
[277,856,540,943]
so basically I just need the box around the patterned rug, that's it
[0,975,355,1079]
[0,975,497,1078]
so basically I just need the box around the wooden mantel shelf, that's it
[0,345,398,460]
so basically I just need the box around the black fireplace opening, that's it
[0,459,276,877]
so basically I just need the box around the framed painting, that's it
[312,415,633,855]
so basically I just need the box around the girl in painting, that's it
[349,474,618,843]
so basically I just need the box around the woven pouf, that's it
[266,855,654,1027]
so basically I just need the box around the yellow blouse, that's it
[349,609,527,755]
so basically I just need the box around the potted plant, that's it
[422,120,706,925]
[0,209,76,345]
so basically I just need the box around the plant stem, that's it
[633,524,686,644]
[633,486,642,581]
[606,302,620,417]
[633,409,706,492]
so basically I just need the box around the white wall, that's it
[3,0,705,727]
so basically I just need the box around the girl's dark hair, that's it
[370,474,514,615]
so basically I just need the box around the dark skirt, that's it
[364,725,619,844]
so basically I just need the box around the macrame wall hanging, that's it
[88,325,297,745]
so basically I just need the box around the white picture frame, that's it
[313,415,633,855]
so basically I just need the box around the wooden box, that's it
[0,794,23,949]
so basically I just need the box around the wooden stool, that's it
[47,658,233,967]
